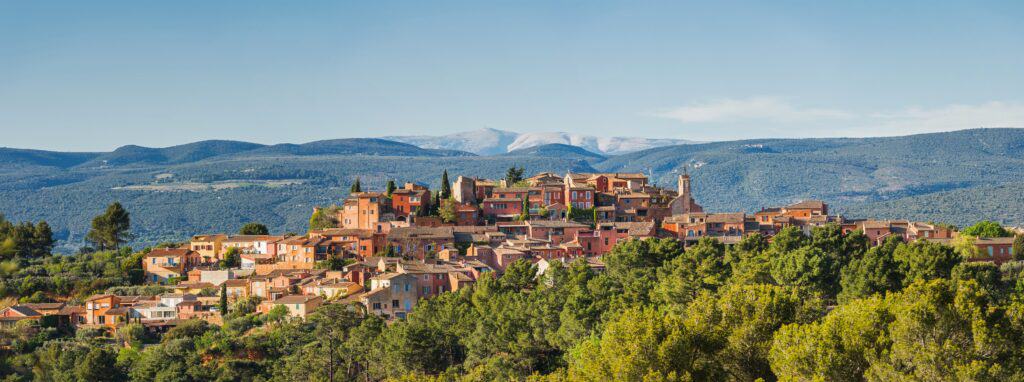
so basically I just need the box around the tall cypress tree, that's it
[219,283,228,316]
[440,170,452,199]
[432,190,442,215]
[385,179,397,196]
[350,177,362,193]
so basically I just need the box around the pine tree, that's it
[505,166,525,186]
[32,221,53,257]
[86,202,132,251]
[239,222,269,235]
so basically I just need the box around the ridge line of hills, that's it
[1,127,1022,251]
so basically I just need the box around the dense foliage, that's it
[239,222,270,236]
[0,247,145,303]
[6,224,1024,381]
[0,214,53,259]
[86,202,132,251]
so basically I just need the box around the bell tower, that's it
[678,165,692,202]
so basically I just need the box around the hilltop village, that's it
[1,170,1017,332]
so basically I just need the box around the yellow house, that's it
[190,234,227,263]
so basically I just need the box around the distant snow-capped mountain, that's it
[384,128,696,156]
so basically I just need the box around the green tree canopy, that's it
[385,179,397,196]
[838,237,904,303]
[350,177,362,193]
[504,166,525,186]
[86,202,132,251]
[962,220,1012,237]
[440,170,452,200]
[239,222,269,235]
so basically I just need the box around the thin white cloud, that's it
[865,101,1024,135]
[651,97,1024,139]
[652,96,853,124]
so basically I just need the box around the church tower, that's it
[669,167,702,215]
[677,173,691,201]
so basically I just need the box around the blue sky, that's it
[1,0,1022,151]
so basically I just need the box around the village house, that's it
[222,235,284,255]
[390,183,431,220]
[482,197,524,222]
[83,295,147,331]
[176,299,218,322]
[395,261,477,297]
[303,279,363,300]
[361,273,420,319]
[455,203,481,226]
[575,221,657,254]
[0,305,42,329]
[565,186,595,209]
[310,228,380,258]
[186,267,237,286]
[190,234,228,263]
[275,236,335,269]
[925,236,1017,264]
[0,303,83,329]
[170,282,216,295]
[260,295,323,319]
[453,176,498,204]
[662,212,753,243]
[132,293,198,320]
[223,279,250,300]
[340,192,393,230]
[522,220,591,246]
[143,248,202,283]
[240,253,277,274]
[385,226,456,258]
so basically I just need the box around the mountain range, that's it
[0,128,1021,252]
[383,128,697,155]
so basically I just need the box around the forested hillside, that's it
[596,128,1024,225]
[6,229,1024,381]
[0,150,596,252]
[1,128,1023,252]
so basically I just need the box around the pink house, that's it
[566,187,595,209]
[482,197,523,221]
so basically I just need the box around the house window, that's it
[372,302,381,310]
[422,286,429,294]
[392,300,399,308]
